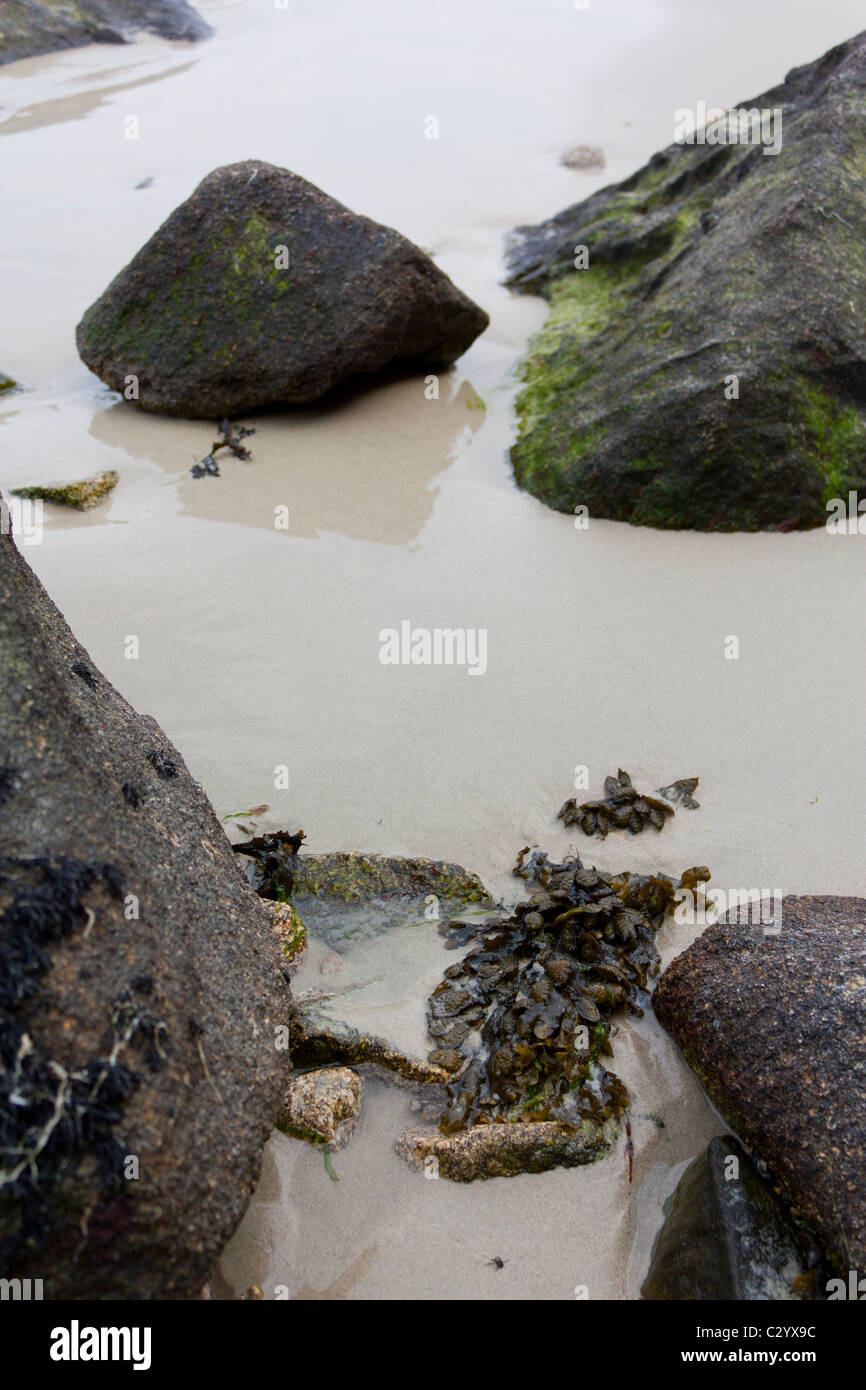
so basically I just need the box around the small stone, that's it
[278,1067,363,1150]
[396,1118,614,1182]
[560,145,606,171]
[264,900,306,971]
[11,470,118,511]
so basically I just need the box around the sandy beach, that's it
[3,0,865,1300]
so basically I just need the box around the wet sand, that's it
[2,0,865,1299]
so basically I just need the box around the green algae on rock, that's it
[558,767,685,838]
[291,850,494,947]
[0,0,212,68]
[11,470,118,511]
[505,33,866,530]
[265,900,307,972]
[424,848,710,1143]
[76,160,489,418]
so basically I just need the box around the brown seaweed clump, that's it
[657,777,700,809]
[558,768,695,837]
[427,850,710,1135]
[232,829,305,900]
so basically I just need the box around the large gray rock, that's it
[0,506,292,1299]
[0,0,212,67]
[76,161,490,417]
[505,32,866,530]
[654,896,866,1275]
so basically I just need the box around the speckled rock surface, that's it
[76,160,489,417]
[0,516,292,1299]
[654,896,866,1273]
[278,1067,363,1150]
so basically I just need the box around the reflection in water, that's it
[89,374,487,545]
[0,60,197,135]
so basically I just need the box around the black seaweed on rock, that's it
[426,847,710,1135]
[0,855,169,1272]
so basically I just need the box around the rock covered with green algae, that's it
[0,1,212,68]
[505,32,866,530]
[264,900,307,973]
[76,160,489,418]
[11,470,118,511]
[291,850,494,947]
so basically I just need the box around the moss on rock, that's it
[505,34,866,530]
[11,470,118,511]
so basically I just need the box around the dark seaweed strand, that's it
[0,855,164,1272]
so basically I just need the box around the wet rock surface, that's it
[505,32,866,530]
[0,515,291,1299]
[291,850,494,947]
[278,1067,363,1151]
[396,1116,615,1182]
[642,1136,820,1300]
[0,0,212,67]
[76,160,489,417]
[264,901,307,973]
[289,998,449,1086]
[654,896,866,1275]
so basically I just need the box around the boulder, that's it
[642,1136,819,1300]
[76,161,490,417]
[654,896,866,1275]
[0,0,212,67]
[0,508,292,1299]
[505,33,866,530]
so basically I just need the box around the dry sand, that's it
[2,0,865,1299]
